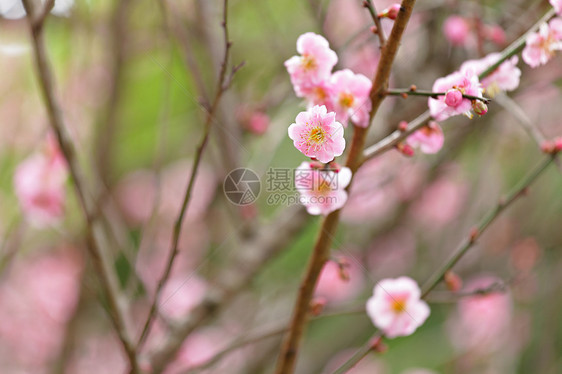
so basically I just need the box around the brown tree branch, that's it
[20,0,138,371]
[274,1,418,373]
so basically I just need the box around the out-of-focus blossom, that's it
[159,276,207,320]
[0,0,74,19]
[551,0,562,15]
[461,53,521,97]
[522,19,562,68]
[300,80,335,109]
[428,69,483,121]
[410,176,467,227]
[366,276,430,338]
[237,107,270,135]
[485,25,507,46]
[315,255,364,304]
[368,227,417,277]
[295,161,352,215]
[443,16,471,46]
[288,105,345,163]
[448,276,512,353]
[285,32,338,97]
[406,121,444,154]
[0,250,82,372]
[14,138,68,227]
[330,69,372,127]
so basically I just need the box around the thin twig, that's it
[274,2,418,373]
[20,0,138,371]
[136,0,236,349]
[363,0,387,46]
[386,88,491,103]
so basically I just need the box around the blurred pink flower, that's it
[285,32,338,97]
[330,69,372,127]
[159,276,207,320]
[406,121,444,154]
[300,79,335,109]
[461,53,521,97]
[295,161,352,215]
[443,16,471,46]
[366,276,430,338]
[247,111,270,135]
[448,276,512,353]
[0,249,82,371]
[315,256,364,304]
[551,0,562,15]
[485,25,507,46]
[379,4,401,20]
[14,139,68,228]
[428,69,483,121]
[410,176,467,227]
[522,19,562,68]
[288,105,345,163]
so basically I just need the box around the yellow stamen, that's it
[339,92,354,108]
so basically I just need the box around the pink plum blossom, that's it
[406,121,444,154]
[315,255,364,304]
[522,19,562,68]
[551,0,562,15]
[330,69,372,127]
[366,276,430,338]
[14,139,68,227]
[443,16,470,46]
[295,161,352,215]
[428,69,483,121]
[285,32,338,97]
[288,105,345,163]
[460,53,521,97]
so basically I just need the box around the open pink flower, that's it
[295,162,352,215]
[428,69,483,121]
[443,16,470,46]
[288,105,345,163]
[522,19,562,68]
[366,276,430,338]
[285,32,338,97]
[551,0,562,15]
[14,140,68,227]
[406,121,444,154]
[460,53,521,97]
[330,69,372,127]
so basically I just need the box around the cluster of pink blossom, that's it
[522,17,562,68]
[406,121,444,154]
[552,0,562,15]
[460,53,521,97]
[285,32,372,128]
[14,135,68,227]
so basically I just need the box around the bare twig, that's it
[136,0,237,349]
[363,0,387,46]
[274,2,418,373]
[20,0,138,371]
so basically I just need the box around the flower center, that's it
[302,54,317,71]
[308,126,327,145]
[391,297,407,313]
[314,86,327,101]
[339,92,355,108]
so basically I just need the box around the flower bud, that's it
[444,271,463,292]
[378,4,401,20]
[472,100,488,116]
[396,142,414,157]
[444,89,463,107]
[310,297,327,316]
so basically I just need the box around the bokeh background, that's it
[0,0,562,373]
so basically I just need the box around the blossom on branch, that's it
[551,0,562,15]
[522,19,562,68]
[460,53,521,97]
[288,105,345,163]
[295,162,352,215]
[330,69,372,128]
[406,121,444,154]
[366,276,430,338]
[285,32,338,98]
[428,70,483,121]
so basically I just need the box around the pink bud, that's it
[396,142,414,157]
[554,137,562,152]
[472,100,488,116]
[398,121,408,131]
[310,297,327,316]
[379,4,401,20]
[486,25,506,45]
[541,140,554,154]
[444,271,463,292]
[444,89,463,107]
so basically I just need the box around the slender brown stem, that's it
[20,0,138,371]
[363,0,387,46]
[385,88,490,103]
[136,0,234,349]
[274,2,418,373]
